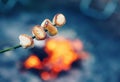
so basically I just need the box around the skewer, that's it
[0,13,66,53]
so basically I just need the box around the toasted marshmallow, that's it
[32,25,46,40]
[52,13,66,27]
[19,34,34,48]
[41,19,58,36]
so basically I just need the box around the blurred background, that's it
[0,0,120,82]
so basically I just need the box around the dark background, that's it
[0,0,120,82]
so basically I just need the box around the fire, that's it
[44,38,81,72]
[24,55,42,69]
[24,37,89,80]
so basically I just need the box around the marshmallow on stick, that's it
[0,13,66,53]
[52,13,66,27]
[32,25,47,40]
[41,19,58,36]
[19,34,34,48]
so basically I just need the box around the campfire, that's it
[23,37,89,80]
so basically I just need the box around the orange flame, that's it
[24,55,42,69]
[44,38,81,72]
[24,37,89,80]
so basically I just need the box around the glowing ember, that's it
[41,72,51,80]
[24,37,89,80]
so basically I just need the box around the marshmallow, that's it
[19,34,34,48]
[32,25,46,40]
[41,19,58,36]
[52,13,66,27]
